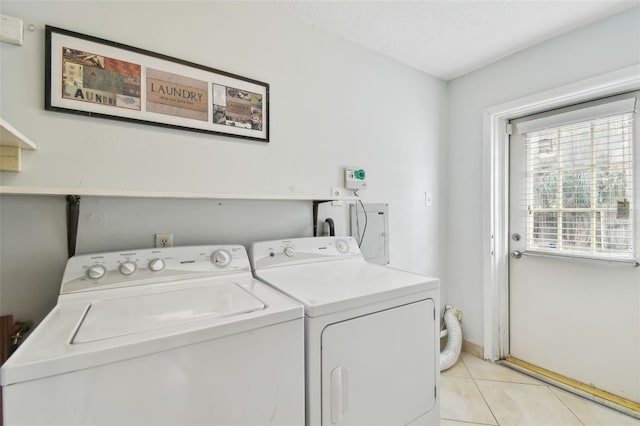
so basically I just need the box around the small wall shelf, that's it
[0,118,37,172]
[0,185,356,258]
[0,186,356,202]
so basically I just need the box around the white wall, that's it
[0,195,316,322]
[0,196,68,323]
[446,7,640,346]
[0,2,447,323]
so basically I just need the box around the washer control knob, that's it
[336,239,350,253]
[211,249,232,267]
[148,258,165,272]
[119,261,137,276]
[284,246,296,257]
[87,264,107,280]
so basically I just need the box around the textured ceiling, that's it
[272,1,639,81]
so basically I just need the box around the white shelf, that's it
[0,186,356,202]
[0,118,37,150]
[1,118,37,172]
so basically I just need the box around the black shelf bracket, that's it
[66,195,81,258]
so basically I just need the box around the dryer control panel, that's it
[251,237,362,270]
[61,245,250,294]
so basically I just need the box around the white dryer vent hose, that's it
[440,305,462,372]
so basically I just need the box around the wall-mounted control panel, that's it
[60,245,250,295]
[251,237,361,270]
[345,167,367,189]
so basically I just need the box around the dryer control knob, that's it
[211,249,232,267]
[87,264,107,280]
[148,258,165,272]
[335,239,349,253]
[284,246,296,257]
[119,261,137,276]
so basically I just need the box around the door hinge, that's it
[434,385,437,399]
[506,123,513,135]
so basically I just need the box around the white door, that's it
[320,299,436,425]
[509,92,640,404]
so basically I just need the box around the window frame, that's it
[513,93,638,263]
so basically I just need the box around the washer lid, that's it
[254,258,439,317]
[73,284,264,343]
[1,277,302,386]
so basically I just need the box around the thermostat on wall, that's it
[345,167,367,189]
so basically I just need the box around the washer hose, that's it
[323,218,335,236]
[440,305,462,371]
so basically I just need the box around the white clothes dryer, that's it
[1,245,304,426]
[251,237,440,426]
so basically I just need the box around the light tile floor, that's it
[441,352,640,426]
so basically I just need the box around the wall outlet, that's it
[155,233,173,248]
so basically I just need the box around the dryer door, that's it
[321,299,436,425]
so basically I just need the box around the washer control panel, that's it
[251,236,361,270]
[61,245,250,294]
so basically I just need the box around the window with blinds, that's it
[518,96,636,261]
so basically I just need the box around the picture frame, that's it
[45,26,269,142]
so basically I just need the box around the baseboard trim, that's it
[461,340,483,359]
[440,337,484,360]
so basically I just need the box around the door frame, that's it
[481,64,640,361]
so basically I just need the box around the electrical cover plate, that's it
[0,15,24,46]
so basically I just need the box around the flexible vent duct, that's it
[440,305,462,371]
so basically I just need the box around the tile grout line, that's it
[449,354,640,425]
[547,384,587,426]
[503,357,640,413]
[500,359,640,419]
[469,377,546,386]
[465,354,614,426]
[461,355,501,426]
[441,417,500,426]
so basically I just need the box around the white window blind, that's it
[516,96,636,262]
[515,97,636,134]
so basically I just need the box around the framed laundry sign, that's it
[45,26,269,142]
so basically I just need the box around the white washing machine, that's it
[1,245,304,426]
[251,237,440,426]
